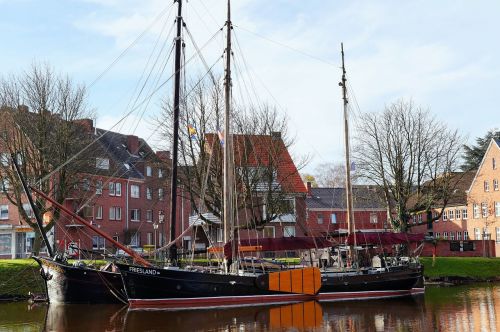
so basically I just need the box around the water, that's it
[0,284,499,331]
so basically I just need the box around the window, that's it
[82,205,93,218]
[131,209,140,222]
[284,226,296,237]
[435,232,440,239]
[495,179,499,191]
[443,232,448,240]
[147,232,153,245]
[108,182,121,196]
[217,228,223,242]
[96,180,103,195]
[496,228,500,243]
[484,181,490,192]
[278,198,296,222]
[158,169,163,178]
[462,208,468,220]
[130,233,140,247]
[112,235,119,242]
[464,231,469,240]
[494,158,497,170]
[96,158,110,170]
[146,210,153,222]
[496,202,500,217]
[0,153,9,166]
[482,202,488,218]
[331,213,337,224]
[22,203,34,218]
[158,188,164,201]
[82,178,90,191]
[449,210,454,220]
[456,209,461,220]
[317,214,323,224]
[96,205,103,220]
[474,228,481,240]
[131,184,140,198]
[146,187,152,200]
[109,207,122,220]
[0,205,9,220]
[417,214,422,223]
[263,226,275,238]
[370,213,378,224]
[442,210,448,221]
[146,166,152,177]
[92,236,105,250]
[0,234,12,255]
[457,231,462,240]
[484,228,491,240]
[473,204,480,219]
[450,232,455,240]
[0,178,9,192]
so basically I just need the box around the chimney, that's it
[306,181,312,197]
[127,135,139,155]
[74,118,93,133]
[156,150,171,161]
[271,131,281,140]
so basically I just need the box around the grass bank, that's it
[0,259,45,300]
[420,257,500,280]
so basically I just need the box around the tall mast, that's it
[223,0,233,271]
[168,0,183,265]
[340,43,356,243]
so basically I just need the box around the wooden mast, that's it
[168,0,183,265]
[340,43,357,250]
[223,0,233,272]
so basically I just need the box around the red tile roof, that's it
[205,133,306,194]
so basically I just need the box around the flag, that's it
[217,129,224,146]
[187,125,197,140]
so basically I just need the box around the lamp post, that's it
[153,222,158,261]
[159,210,165,260]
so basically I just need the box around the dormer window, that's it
[96,158,110,170]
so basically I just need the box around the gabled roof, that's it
[467,138,499,193]
[92,128,160,180]
[205,133,306,194]
[306,186,386,210]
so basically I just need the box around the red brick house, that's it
[305,184,388,236]
[182,132,307,251]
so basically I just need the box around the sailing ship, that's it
[115,0,321,310]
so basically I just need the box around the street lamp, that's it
[153,222,159,260]
[158,210,165,259]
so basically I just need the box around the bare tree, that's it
[0,63,94,254]
[314,162,347,187]
[158,77,307,230]
[353,99,464,232]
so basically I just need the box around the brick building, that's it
[305,184,388,236]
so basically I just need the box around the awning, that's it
[346,232,425,245]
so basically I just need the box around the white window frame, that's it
[370,213,378,224]
[96,157,110,170]
[331,213,337,224]
[496,227,500,244]
[130,184,140,198]
[482,202,488,218]
[473,204,480,219]
[495,202,500,217]
[0,205,9,220]
[217,228,223,243]
[0,153,9,166]
[317,214,323,224]
[22,203,34,218]
[456,209,461,220]
[109,207,122,221]
[158,188,164,201]
[96,205,103,220]
[484,181,490,192]
[147,232,153,245]
[449,209,454,220]
[96,180,103,195]
[474,228,481,240]
[494,179,499,191]
[442,210,448,221]
[462,208,468,220]
[116,182,122,196]
[457,231,462,240]
[283,226,296,237]
[130,233,140,247]
[146,187,152,200]
[450,232,455,240]
[92,236,105,250]
[146,166,152,177]
[131,209,140,222]
[443,232,448,240]
[158,169,163,178]
[263,226,275,238]
[464,231,469,240]
[494,158,497,170]
[0,234,12,255]
[146,210,153,222]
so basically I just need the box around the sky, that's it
[1,0,500,174]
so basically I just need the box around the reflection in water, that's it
[0,284,499,331]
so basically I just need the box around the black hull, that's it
[33,257,125,304]
[117,264,313,309]
[320,266,422,293]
